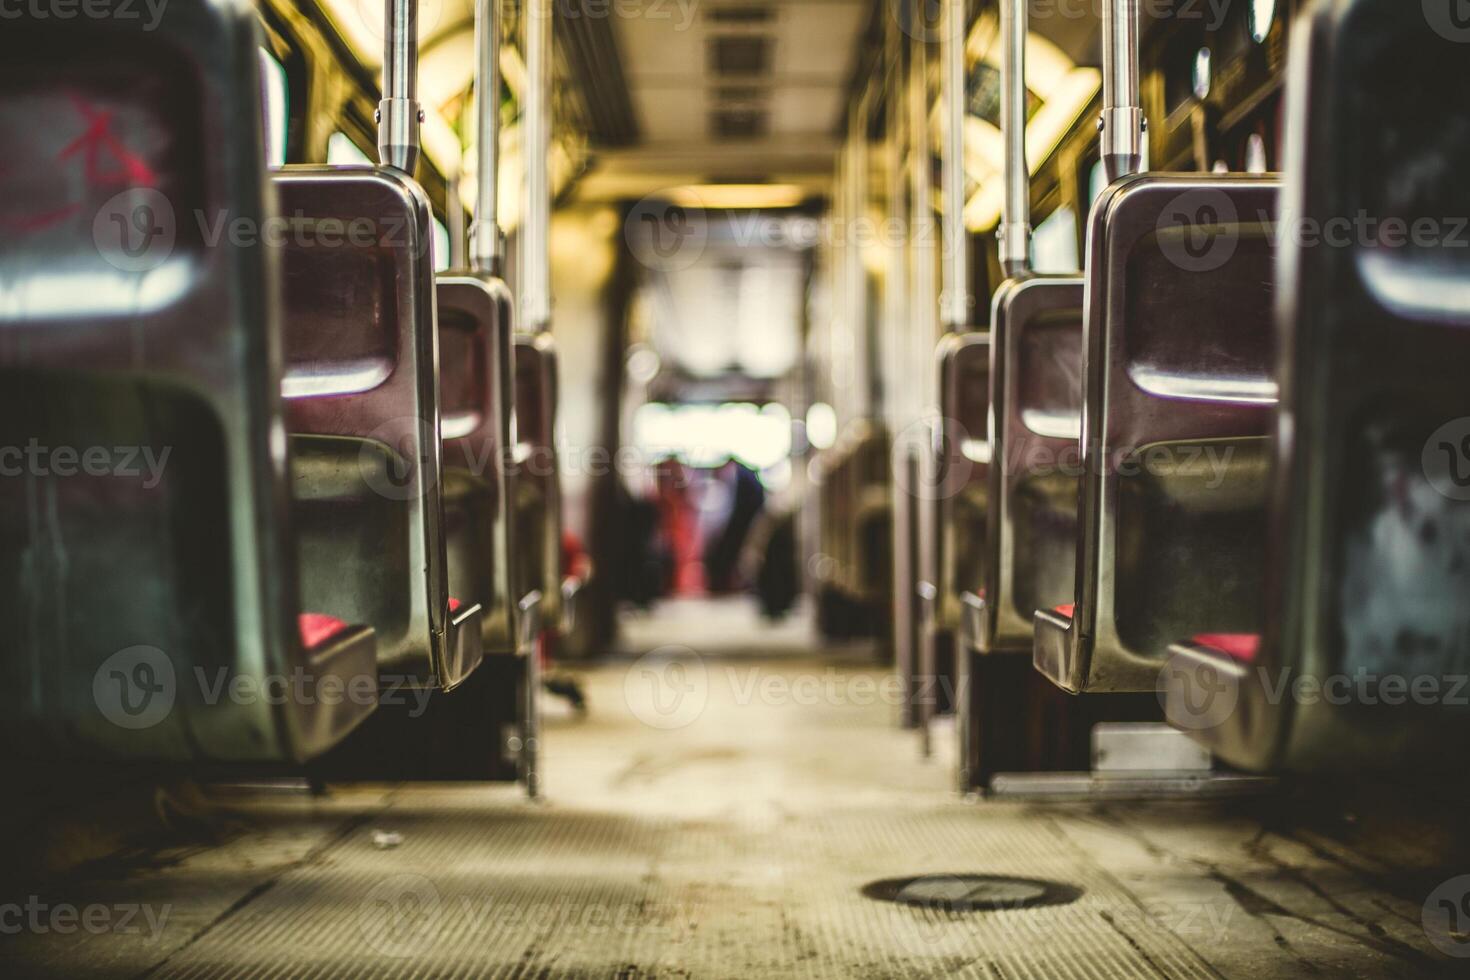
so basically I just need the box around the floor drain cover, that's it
[862,874,1082,912]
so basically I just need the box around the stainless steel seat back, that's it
[1036,175,1280,693]
[275,167,484,691]
[971,277,1085,654]
[0,4,378,763]
[438,275,515,654]
[1168,0,1470,770]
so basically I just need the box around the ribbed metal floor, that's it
[142,793,1219,979]
[5,599,1460,978]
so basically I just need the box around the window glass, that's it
[327,131,373,166]
[1033,205,1080,274]
[258,48,288,168]
[433,217,451,272]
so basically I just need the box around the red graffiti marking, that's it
[0,203,84,234]
[58,95,159,188]
[0,95,159,235]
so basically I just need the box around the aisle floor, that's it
[4,599,1464,978]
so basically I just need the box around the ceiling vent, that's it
[711,107,769,139]
[708,36,771,77]
[709,4,774,25]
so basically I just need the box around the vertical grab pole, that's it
[941,0,971,326]
[469,0,504,276]
[523,0,553,333]
[379,0,422,175]
[997,0,1031,278]
[1100,0,1144,182]
[448,175,467,268]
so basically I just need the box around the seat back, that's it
[1168,0,1470,770]
[275,167,483,690]
[937,333,991,630]
[1035,176,1280,693]
[975,277,1084,652]
[848,427,893,601]
[0,3,377,762]
[437,275,516,654]
[513,333,565,629]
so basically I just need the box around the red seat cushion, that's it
[1053,604,1075,619]
[1192,633,1261,663]
[299,613,349,649]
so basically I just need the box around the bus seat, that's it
[848,427,893,605]
[274,168,484,692]
[0,2,377,763]
[938,333,992,786]
[969,277,1085,655]
[513,333,566,633]
[437,275,515,655]
[1167,0,1470,771]
[1035,176,1280,694]
[936,332,990,634]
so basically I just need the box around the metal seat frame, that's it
[275,166,484,692]
[1034,175,1280,694]
[437,274,516,655]
[1167,0,1470,770]
[0,3,378,763]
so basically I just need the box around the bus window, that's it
[1033,205,1080,274]
[259,48,288,167]
[327,131,373,166]
[433,217,451,273]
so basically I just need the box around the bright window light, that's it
[433,217,450,273]
[258,48,289,168]
[806,402,837,450]
[1089,159,1108,210]
[1250,0,1276,43]
[1245,133,1269,173]
[327,132,373,166]
[634,402,794,471]
[1033,205,1079,274]
[1193,48,1213,101]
